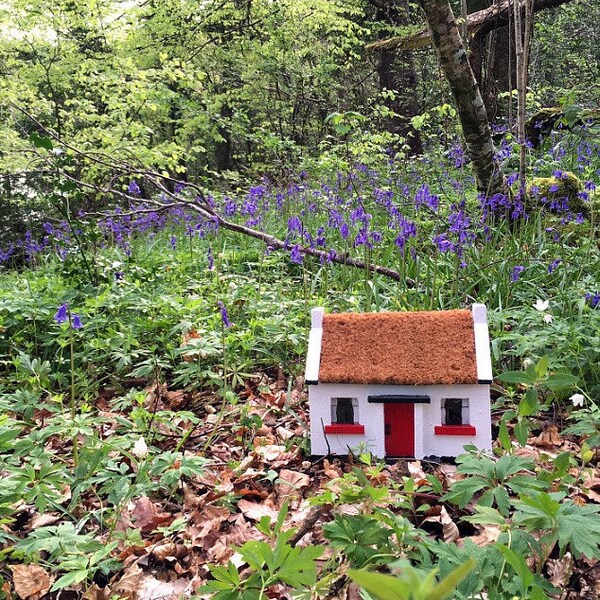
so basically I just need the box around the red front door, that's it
[384,403,414,456]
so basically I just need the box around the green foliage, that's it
[199,528,324,599]
[323,514,394,567]
[513,491,600,559]
[348,559,475,600]
[443,450,547,516]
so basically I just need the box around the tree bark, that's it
[368,0,573,53]
[372,0,423,154]
[418,0,506,196]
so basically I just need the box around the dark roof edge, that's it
[368,394,431,404]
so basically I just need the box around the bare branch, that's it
[366,0,575,53]
[13,105,410,285]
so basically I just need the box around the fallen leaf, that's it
[112,564,144,600]
[137,576,190,600]
[530,425,563,448]
[9,564,52,600]
[29,513,61,530]
[237,498,279,522]
[276,469,310,498]
[469,525,501,546]
[546,552,573,588]
[254,444,286,461]
[440,506,460,543]
[128,497,172,533]
[323,459,341,479]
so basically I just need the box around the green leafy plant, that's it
[348,558,475,600]
[443,449,547,515]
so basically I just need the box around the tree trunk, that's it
[373,0,423,154]
[418,0,506,196]
[368,0,574,53]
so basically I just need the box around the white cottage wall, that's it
[421,384,492,457]
[309,382,492,458]
[308,383,385,457]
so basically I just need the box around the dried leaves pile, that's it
[1,373,599,600]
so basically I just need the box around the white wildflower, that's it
[132,436,148,459]
[570,393,585,407]
[543,313,553,323]
[533,299,549,311]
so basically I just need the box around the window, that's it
[435,398,476,436]
[325,398,364,435]
[331,397,358,424]
[442,398,469,425]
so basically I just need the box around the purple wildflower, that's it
[585,292,600,309]
[547,259,561,274]
[71,314,83,329]
[511,266,525,282]
[290,244,303,264]
[54,303,69,324]
[128,180,141,196]
[217,301,231,328]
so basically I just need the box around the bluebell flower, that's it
[71,314,83,329]
[339,223,350,240]
[128,180,141,196]
[217,301,231,328]
[54,303,69,324]
[547,259,561,274]
[511,266,525,282]
[290,244,303,264]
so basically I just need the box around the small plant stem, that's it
[201,323,229,454]
[430,248,439,309]
[69,319,79,467]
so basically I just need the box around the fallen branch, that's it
[12,103,410,285]
[366,0,574,53]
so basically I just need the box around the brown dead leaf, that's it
[276,426,295,441]
[151,543,190,563]
[164,390,186,409]
[112,564,144,600]
[29,513,61,530]
[530,425,563,448]
[237,498,279,522]
[253,444,286,462]
[546,552,573,588]
[129,496,172,533]
[323,459,342,479]
[468,524,501,546]
[9,564,53,600]
[276,469,310,498]
[2,581,13,600]
[137,576,190,600]
[83,584,109,600]
[440,506,460,543]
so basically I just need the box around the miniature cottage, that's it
[305,305,493,458]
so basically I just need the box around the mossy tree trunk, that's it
[418,0,507,197]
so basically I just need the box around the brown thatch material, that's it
[319,310,478,385]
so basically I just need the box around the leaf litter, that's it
[2,372,599,599]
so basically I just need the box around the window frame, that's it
[325,397,365,434]
[435,397,476,436]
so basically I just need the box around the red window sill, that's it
[324,424,365,435]
[434,425,477,436]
